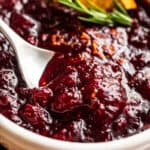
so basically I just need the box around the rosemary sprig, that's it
[57,0,133,26]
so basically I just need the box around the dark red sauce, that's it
[0,0,150,142]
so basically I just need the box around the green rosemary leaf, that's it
[113,0,129,15]
[111,9,132,25]
[58,0,84,12]
[57,0,133,26]
[79,16,108,25]
[75,0,89,13]
[89,9,108,18]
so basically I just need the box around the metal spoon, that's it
[0,19,55,88]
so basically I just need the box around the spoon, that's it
[0,19,55,88]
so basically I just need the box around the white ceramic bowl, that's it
[0,114,150,150]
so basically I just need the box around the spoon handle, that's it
[0,19,26,49]
[0,18,55,88]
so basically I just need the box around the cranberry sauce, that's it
[0,0,150,142]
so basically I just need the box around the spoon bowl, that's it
[0,19,55,88]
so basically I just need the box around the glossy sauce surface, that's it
[0,0,150,142]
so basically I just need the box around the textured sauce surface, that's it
[0,0,150,142]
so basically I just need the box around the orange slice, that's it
[80,0,113,10]
[79,0,137,10]
[119,0,137,10]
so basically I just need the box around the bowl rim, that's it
[0,114,150,150]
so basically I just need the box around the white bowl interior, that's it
[0,115,150,150]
